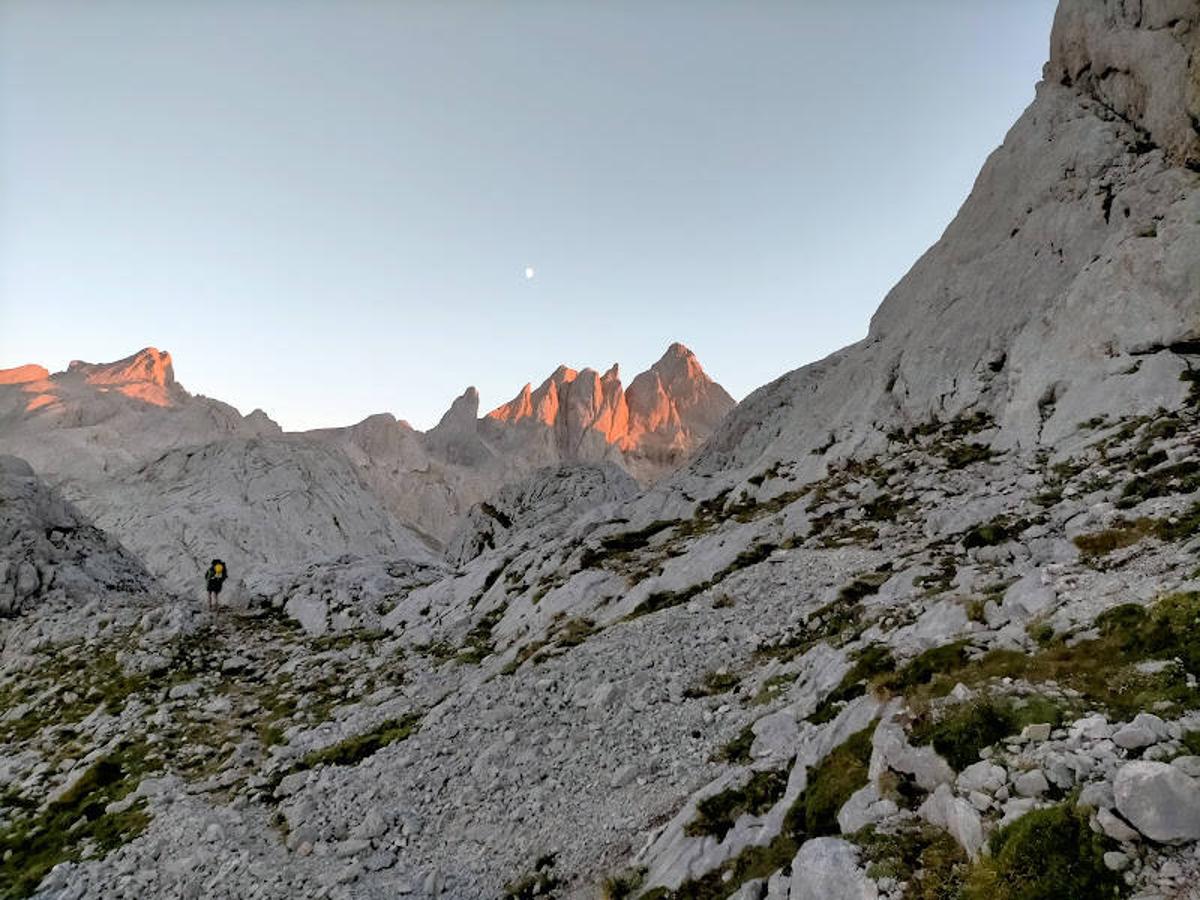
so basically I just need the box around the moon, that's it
[524,266,535,280]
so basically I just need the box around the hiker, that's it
[205,559,228,613]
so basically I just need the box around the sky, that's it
[0,0,1059,432]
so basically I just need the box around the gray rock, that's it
[918,784,985,858]
[1096,807,1141,843]
[789,837,878,900]
[1014,769,1050,798]
[1114,761,1200,844]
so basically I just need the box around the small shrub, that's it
[963,803,1122,899]
[716,724,757,764]
[911,697,1015,771]
[854,821,968,898]
[600,867,646,900]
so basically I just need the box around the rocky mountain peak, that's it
[481,344,735,477]
[0,364,50,385]
[65,347,180,406]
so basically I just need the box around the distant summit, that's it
[0,341,734,549]
[66,347,179,406]
[484,343,734,476]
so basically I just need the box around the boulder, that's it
[1114,761,1200,844]
[918,784,985,858]
[789,837,878,900]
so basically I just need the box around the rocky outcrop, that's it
[446,463,639,565]
[0,455,153,615]
[679,0,1200,495]
[84,437,436,596]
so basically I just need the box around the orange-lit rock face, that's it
[66,347,178,407]
[0,364,50,385]
[483,344,734,465]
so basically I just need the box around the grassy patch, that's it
[656,724,875,900]
[963,803,1122,899]
[963,516,1032,549]
[942,442,995,469]
[752,671,800,706]
[853,821,968,897]
[580,520,676,569]
[910,696,1021,771]
[0,739,156,899]
[874,641,972,697]
[455,604,506,665]
[684,768,789,840]
[600,867,646,900]
[1073,517,1157,558]
[296,712,421,771]
[627,543,780,620]
[683,669,741,699]
[889,593,1200,725]
[862,493,909,522]
[500,616,598,674]
[796,723,874,836]
[1116,459,1200,509]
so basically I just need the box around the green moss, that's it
[798,723,874,836]
[296,712,421,771]
[684,768,789,840]
[0,739,155,899]
[964,803,1123,899]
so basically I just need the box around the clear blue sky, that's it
[0,0,1059,431]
